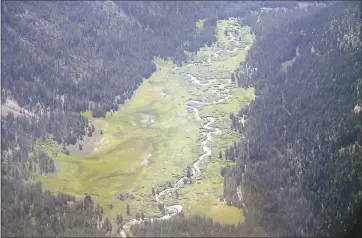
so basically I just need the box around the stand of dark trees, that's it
[1,178,109,237]
[130,212,247,237]
[222,1,362,237]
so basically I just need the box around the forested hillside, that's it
[2,1,220,124]
[223,1,362,237]
[2,1,361,237]
[2,178,111,237]
[2,1,274,117]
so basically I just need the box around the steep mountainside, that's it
[223,1,361,237]
[2,1,214,116]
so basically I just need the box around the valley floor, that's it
[38,17,256,233]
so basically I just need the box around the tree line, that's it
[222,1,362,237]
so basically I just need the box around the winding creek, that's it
[120,30,245,237]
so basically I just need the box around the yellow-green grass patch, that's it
[175,158,243,225]
[39,57,200,225]
[298,2,309,9]
[38,17,256,230]
[196,19,205,29]
[161,18,254,225]
[282,46,300,72]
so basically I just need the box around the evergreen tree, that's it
[126,204,130,215]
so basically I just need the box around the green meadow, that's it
[38,17,255,229]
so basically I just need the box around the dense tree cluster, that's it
[1,111,90,183]
[130,212,247,237]
[1,1,220,119]
[1,110,88,152]
[223,1,362,237]
[1,178,109,237]
[1,108,93,183]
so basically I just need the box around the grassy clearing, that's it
[199,86,254,158]
[161,18,254,225]
[209,49,248,75]
[35,139,60,158]
[66,121,104,156]
[38,17,255,229]
[298,2,309,9]
[260,7,274,13]
[281,46,300,72]
[201,87,255,116]
[216,18,238,44]
[196,19,205,29]
[172,157,243,225]
[39,57,200,227]
[211,26,254,75]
